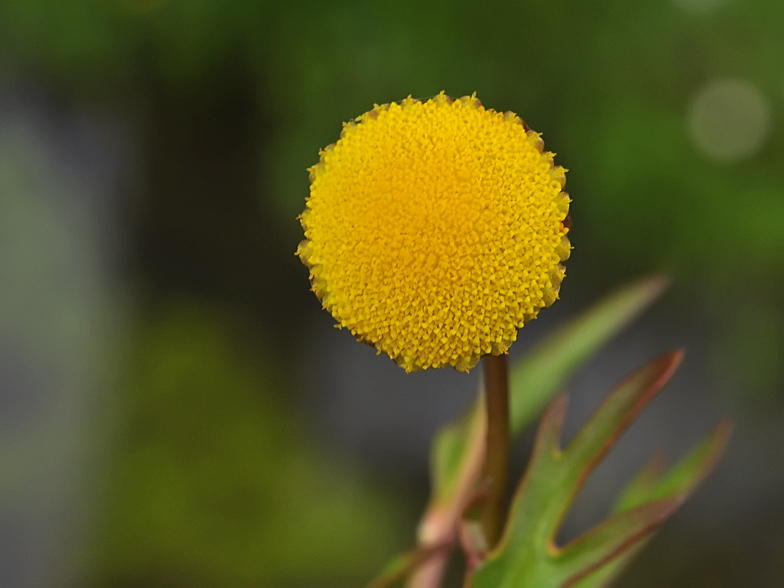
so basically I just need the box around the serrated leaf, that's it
[571,420,732,588]
[468,352,688,588]
[403,276,669,588]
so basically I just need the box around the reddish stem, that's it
[481,353,510,549]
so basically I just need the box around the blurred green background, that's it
[1,0,783,586]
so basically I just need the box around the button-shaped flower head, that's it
[298,93,570,372]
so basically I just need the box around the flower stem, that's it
[481,353,509,550]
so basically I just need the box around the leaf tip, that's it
[643,272,671,298]
[695,418,734,483]
[535,393,569,455]
[650,349,685,392]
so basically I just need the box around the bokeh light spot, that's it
[687,78,771,162]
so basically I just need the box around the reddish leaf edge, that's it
[496,351,684,552]
[400,276,670,588]
[564,351,684,482]
[557,497,683,587]
[557,418,733,587]
[363,541,453,588]
[616,418,733,514]
[464,351,731,588]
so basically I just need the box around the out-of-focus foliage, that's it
[2,1,782,273]
[1,1,783,587]
[3,0,782,404]
[90,303,405,587]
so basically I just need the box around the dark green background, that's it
[1,0,782,586]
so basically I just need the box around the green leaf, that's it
[430,402,486,505]
[362,544,451,588]
[434,275,669,500]
[509,274,670,437]
[400,276,669,588]
[567,543,646,588]
[560,352,683,495]
[469,352,708,588]
[611,453,668,515]
[636,419,733,506]
[571,420,733,588]
[555,499,682,584]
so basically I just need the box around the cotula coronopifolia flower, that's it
[297,92,570,373]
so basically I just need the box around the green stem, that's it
[481,353,510,550]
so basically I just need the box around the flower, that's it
[297,92,570,372]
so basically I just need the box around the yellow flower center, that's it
[298,93,570,372]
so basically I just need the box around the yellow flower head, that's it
[298,92,570,372]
